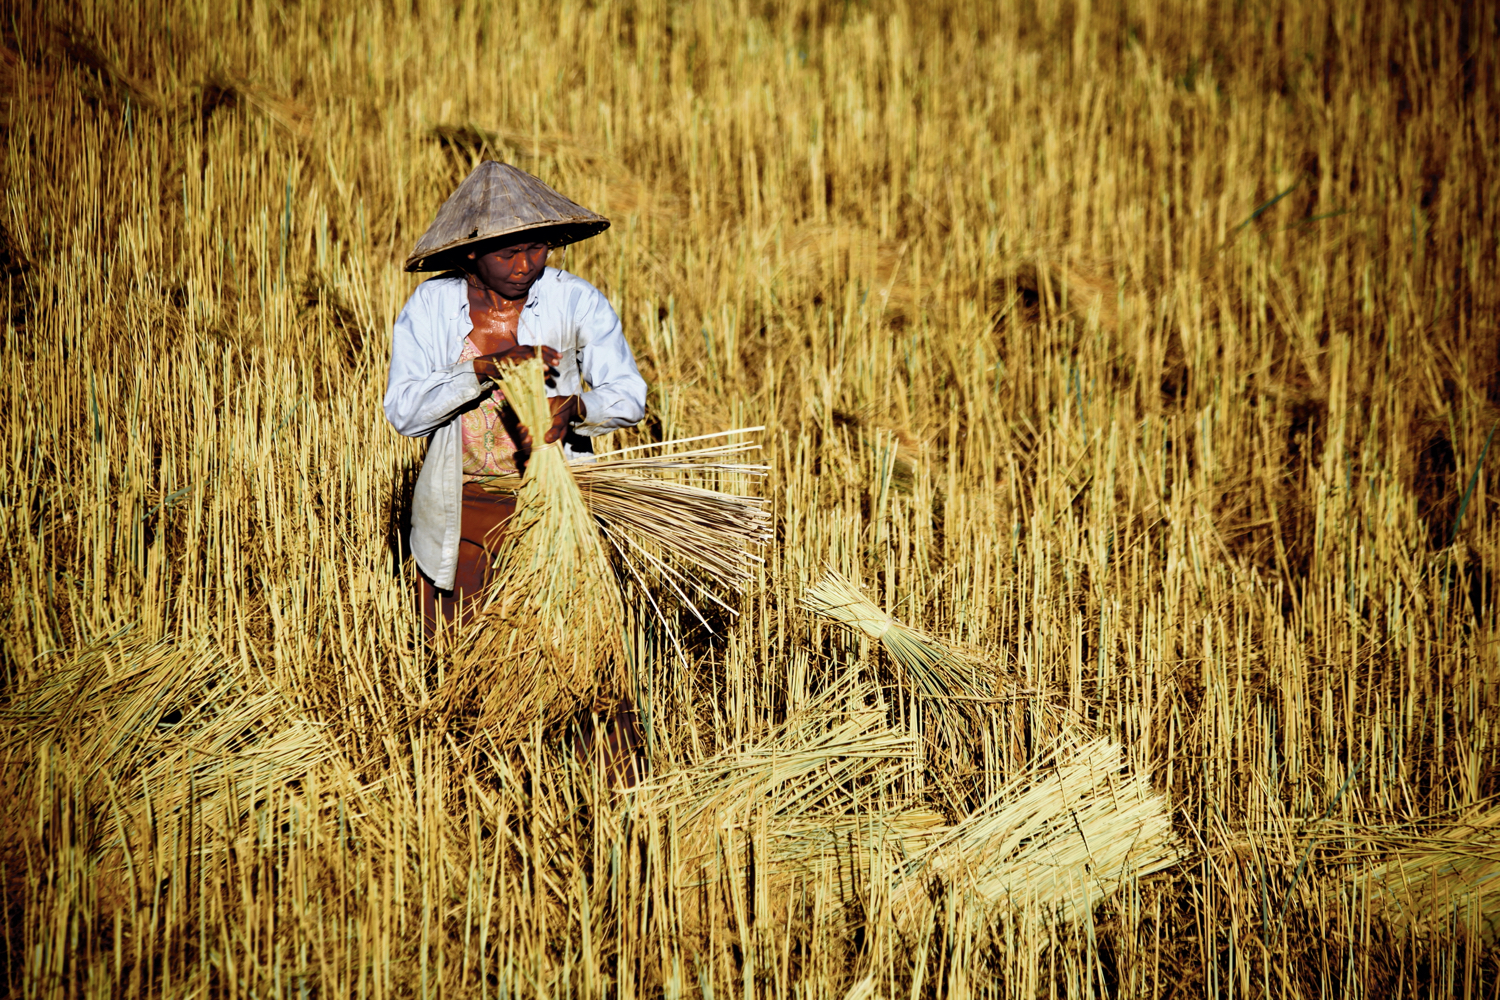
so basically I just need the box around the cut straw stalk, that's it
[444,358,626,742]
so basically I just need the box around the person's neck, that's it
[466,273,527,309]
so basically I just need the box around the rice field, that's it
[2,0,1498,996]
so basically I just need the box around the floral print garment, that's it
[458,337,518,478]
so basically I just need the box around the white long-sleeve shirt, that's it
[384,268,647,589]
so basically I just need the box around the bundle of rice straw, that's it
[445,358,626,741]
[575,432,771,592]
[1,636,341,856]
[629,677,934,932]
[1355,805,1500,945]
[631,678,917,857]
[804,572,1080,762]
[886,737,1182,925]
[796,574,1181,922]
[477,429,772,658]
[632,685,1179,927]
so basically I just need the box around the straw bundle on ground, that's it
[629,681,937,945]
[633,678,913,823]
[0,636,340,855]
[1355,806,1500,945]
[804,572,1082,764]
[887,738,1182,925]
[632,685,1179,928]
[795,576,1180,924]
[444,358,626,741]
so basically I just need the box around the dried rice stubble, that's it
[442,358,626,746]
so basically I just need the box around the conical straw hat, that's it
[405,161,610,272]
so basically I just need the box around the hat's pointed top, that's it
[405,161,609,272]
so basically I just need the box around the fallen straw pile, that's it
[441,358,626,741]
[804,571,994,743]
[804,571,1082,769]
[791,575,1181,923]
[0,636,342,866]
[887,737,1182,925]
[633,684,1180,928]
[631,677,918,854]
[1353,806,1500,945]
[628,678,936,934]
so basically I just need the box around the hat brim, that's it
[404,219,610,273]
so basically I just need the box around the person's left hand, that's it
[545,395,586,444]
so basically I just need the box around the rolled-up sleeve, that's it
[383,283,484,438]
[571,284,647,436]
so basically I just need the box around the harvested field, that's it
[2,0,1498,996]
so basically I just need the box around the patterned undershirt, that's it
[457,336,519,478]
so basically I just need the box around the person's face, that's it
[467,241,549,299]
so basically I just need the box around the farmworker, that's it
[383,160,647,637]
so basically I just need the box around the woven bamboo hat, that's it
[405,161,610,272]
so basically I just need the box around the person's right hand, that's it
[473,345,561,382]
